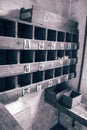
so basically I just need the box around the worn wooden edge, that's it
[0,103,23,130]
[0,73,75,105]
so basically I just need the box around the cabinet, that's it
[0,15,78,104]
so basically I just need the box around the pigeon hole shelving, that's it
[0,16,78,104]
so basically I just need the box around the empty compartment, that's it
[6,76,18,90]
[33,71,44,83]
[72,34,78,43]
[20,50,34,63]
[34,26,46,40]
[18,23,33,39]
[57,50,65,58]
[65,32,72,42]
[45,83,68,106]
[63,66,69,75]
[47,29,56,41]
[55,67,62,77]
[35,50,46,62]
[7,50,19,64]
[62,90,82,108]
[0,19,15,37]
[65,50,72,58]
[69,65,76,73]
[47,50,56,61]
[0,77,6,92]
[45,69,54,80]
[72,50,77,58]
[57,31,65,42]
[19,73,32,87]
[0,50,7,65]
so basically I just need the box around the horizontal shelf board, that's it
[0,36,77,50]
[0,63,38,77]
[0,59,76,77]
[0,73,75,104]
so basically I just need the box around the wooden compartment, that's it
[33,71,44,83]
[45,83,68,106]
[69,65,76,73]
[72,34,78,43]
[57,31,65,42]
[19,73,32,87]
[63,66,69,75]
[20,50,34,63]
[47,50,56,61]
[47,29,56,41]
[65,50,72,58]
[65,32,72,42]
[0,18,15,37]
[55,67,62,77]
[62,90,82,108]
[18,23,33,39]
[34,26,46,40]
[72,50,77,58]
[35,50,46,62]
[45,69,54,80]
[57,50,65,58]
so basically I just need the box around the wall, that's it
[60,0,87,130]
[0,0,71,130]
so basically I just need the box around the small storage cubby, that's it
[57,31,65,42]
[57,50,65,58]
[55,67,62,77]
[6,76,18,90]
[45,69,54,80]
[34,26,46,40]
[0,77,6,92]
[65,50,72,58]
[65,32,72,42]
[19,73,32,87]
[47,29,56,41]
[0,18,15,37]
[63,66,69,75]
[72,34,78,43]
[35,50,46,62]
[72,50,77,58]
[33,71,44,83]
[20,50,34,63]
[0,50,7,65]
[47,50,56,61]
[69,65,76,73]
[18,23,33,39]
[7,50,19,64]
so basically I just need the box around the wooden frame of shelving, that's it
[0,15,78,104]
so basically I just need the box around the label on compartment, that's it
[39,41,44,50]
[24,39,31,49]
[24,64,30,73]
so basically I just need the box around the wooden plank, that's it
[0,36,77,50]
[0,103,23,130]
[0,63,38,77]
